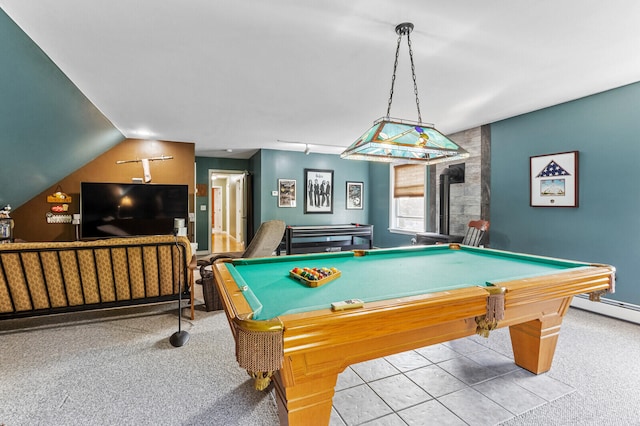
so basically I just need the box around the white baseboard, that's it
[571,295,640,325]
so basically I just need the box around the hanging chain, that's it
[385,25,422,123]
[385,33,403,119]
[406,31,422,124]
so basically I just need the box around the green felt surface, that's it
[227,245,588,320]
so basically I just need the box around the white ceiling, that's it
[2,1,640,159]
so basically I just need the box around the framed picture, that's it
[530,151,579,207]
[278,179,296,208]
[346,181,364,210]
[304,169,333,213]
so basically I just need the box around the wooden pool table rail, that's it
[490,264,614,374]
[212,248,615,426]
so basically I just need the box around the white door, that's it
[212,186,222,233]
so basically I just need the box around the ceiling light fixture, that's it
[341,23,469,164]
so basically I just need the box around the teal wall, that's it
[195,150,418,252]
[195,149,374,251]
[256,149,369,227]
[248,151,263,234]
[491,82,640,306]
[0,10,124,208]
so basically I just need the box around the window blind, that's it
[393,164,425,198]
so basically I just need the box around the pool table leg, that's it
[272,371,337,426]
[508,313,564,374]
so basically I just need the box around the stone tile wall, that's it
[434,126,490,243]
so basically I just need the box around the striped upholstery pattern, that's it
[0,235,192,318]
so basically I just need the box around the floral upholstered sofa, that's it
[0,235,194,320]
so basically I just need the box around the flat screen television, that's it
[80,182,189,239]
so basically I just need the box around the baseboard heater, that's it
[572,294,640,325]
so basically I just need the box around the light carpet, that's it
[0,304,279,425]
[2,303,639,425]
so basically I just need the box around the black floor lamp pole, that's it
[170,236,189,347]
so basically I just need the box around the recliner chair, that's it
[197,220,286,311]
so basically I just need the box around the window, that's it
[390,164,426,233]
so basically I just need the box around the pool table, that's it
[211,244,615,426]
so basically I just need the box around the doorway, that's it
[208,170,248,253]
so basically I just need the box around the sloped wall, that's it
[0,9,124,208]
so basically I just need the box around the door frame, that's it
[207,169,249,253]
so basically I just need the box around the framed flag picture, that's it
[530,151,578,207]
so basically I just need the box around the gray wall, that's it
[0,9,124,208]
[490,82,640,306]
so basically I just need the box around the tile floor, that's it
[191,274,573,426]
[328,331,574,426]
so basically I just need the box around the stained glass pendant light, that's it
[341,23,469,164]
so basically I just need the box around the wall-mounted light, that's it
[116,155,173,183]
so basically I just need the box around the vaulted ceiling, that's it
[2,1,639,159]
